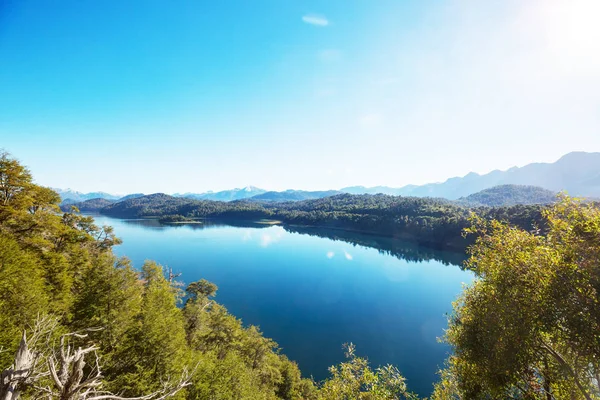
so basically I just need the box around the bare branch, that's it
[2,319,193,400]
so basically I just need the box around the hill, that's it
[458,185,557,207]
[102,193,200,217]
[118,193,145,201]
[60,197,116,212]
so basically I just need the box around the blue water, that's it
[91,215,473,396]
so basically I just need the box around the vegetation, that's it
[458,184,557,207]
[432,195,600,399]
[59,197,116,212]
[159,214,194,223]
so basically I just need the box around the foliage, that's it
[434,195,600,399]
[59,197,116,212]
[318,343,417,400]
[457,184,557,207]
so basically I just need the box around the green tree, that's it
[434,196,600,399]
[109,261,190,397]
[188,351,273,400]
[0,234,48,368]
[0,151,32,209]
[69,255,144,384]
[277,358,317,400]
[319,343,417,400]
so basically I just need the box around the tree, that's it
[186,280,217,302]
[0,151,32,208]
[434,196,600,399]
[109,261,190,397]
[0,235,48,368]
[318,343,418,400]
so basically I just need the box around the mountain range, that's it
[250,190,342,202]
[340,151,600,199]
[54,189,123,203]
[55,151,600,204]
[173,186,266,201]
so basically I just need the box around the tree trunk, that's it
[0,333,35,400]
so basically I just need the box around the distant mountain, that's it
[341,186,407,196]
[342,152,600,199]
[60,198,78,205]
[54,188,121,203]
[458,185,557,207]
[53,152,600,206]
[117,193,145,202]
[174,186,266,201]
[250,190,341,202]
[60,197,116,212]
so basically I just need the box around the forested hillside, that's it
[458,184,557,207]
[60,196,116,212]
[95,193,545,251]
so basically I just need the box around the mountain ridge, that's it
[341,151,600,199]
[54,151,600,203]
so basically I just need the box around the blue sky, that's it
[1,0,599,194]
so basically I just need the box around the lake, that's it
[91,214,474,397]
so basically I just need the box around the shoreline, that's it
[98,212,467,254]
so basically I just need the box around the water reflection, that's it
[283,225,467,267]
[110,217,466,266]
[118,217,275,231]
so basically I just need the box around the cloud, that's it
[242,230,252,241]
[344,251,353,260]
[326,251,335,259]
[260,230,284,247]
[302,14,329,26]
[260,233,274,247]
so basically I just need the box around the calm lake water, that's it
[91,214,473,397]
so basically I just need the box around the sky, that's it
[1,0,599,194]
